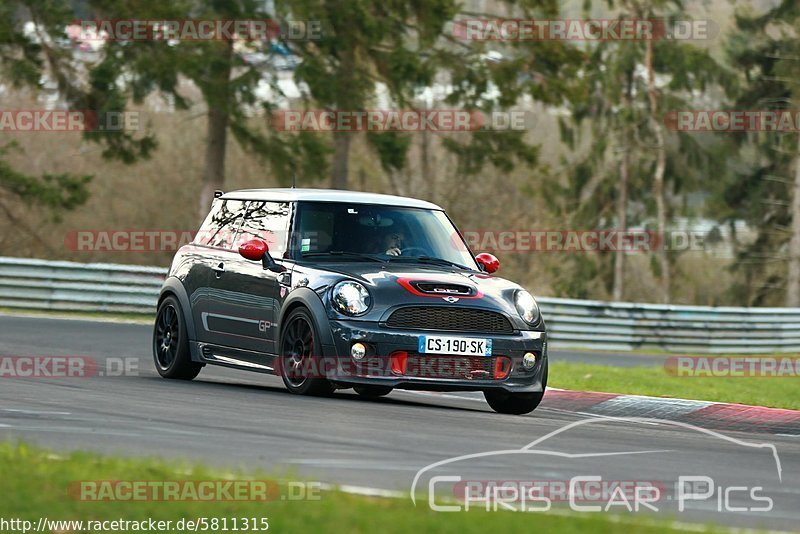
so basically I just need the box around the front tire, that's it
[279,308,334,396]
[153,295,202,380]
[484,390,544,415]
[485,360,547,415]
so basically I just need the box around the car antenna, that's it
[292,170,296,189]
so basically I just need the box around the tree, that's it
[5,0,331,222]
[0,2,96,230]
[637,1,731,303]
[560,0,730,302]
[288,0,585,192]
[286,0,458,190]
[0,142,92,251]
[717,0,800,306]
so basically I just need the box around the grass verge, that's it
[0,442,715,533]
[549,361,800,410]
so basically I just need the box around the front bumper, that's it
[321,319,547,393]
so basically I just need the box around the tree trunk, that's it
[199,108,230,220]
[612,147,629,301]
[612,68,635,301]
[786,134,800,306]
[331,132,351,190]
[387,168,405,196]
[653,136,668,303]
[329,48,357,191]
[198,41,233,221]
[646,38,670,303]
[422,127,432,196]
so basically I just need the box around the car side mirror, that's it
[238,239,286,273]
[475,252,500,274]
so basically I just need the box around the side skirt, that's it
[193,342,278,374]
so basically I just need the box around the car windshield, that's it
[294,201,478,270]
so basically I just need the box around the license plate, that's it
[418,335,492,356]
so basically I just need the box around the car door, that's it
[203,200,291,358]
[186,198,247,343]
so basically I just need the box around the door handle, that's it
[212,262,225,277]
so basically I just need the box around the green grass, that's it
[0,442,718,533]
[550,361,800,410]
[557,346,793,357]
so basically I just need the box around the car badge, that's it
[432,287,459,293]
[442,296,460,303]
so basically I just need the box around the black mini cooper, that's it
[153,189,547,414]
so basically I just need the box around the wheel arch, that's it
[278,287,335,348]
[158,277,198,342]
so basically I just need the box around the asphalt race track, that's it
[0,314,797,530]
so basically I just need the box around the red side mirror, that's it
[239,239,268,261]
[475,253,500,274]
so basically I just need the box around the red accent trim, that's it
[493,356,512,379]
[396,277,483,299]
[683,403,800,425]
[389,351,408,375]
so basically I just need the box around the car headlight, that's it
[514,289,540,325]
[331,281,371,316]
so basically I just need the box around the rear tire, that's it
[354,385,392,398]
[153,295,202,380]
[279,308,334,396]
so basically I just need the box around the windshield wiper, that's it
[301,251,386,263]
[386,256,472,270]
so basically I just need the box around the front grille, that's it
[405,355,496,380]
[385,306,514,333]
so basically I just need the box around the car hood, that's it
[289,261,539,330]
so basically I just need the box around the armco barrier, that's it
[0,256,164,314]
[537,298,800,353]
[1,256,797,354]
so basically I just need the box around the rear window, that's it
[194,199,246,249]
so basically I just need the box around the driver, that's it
[379,229,404,256]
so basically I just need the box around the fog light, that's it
[523,352,537,370]
[351,342,367,361]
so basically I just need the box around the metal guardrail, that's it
[1,256,798,353]
[537,298,800,353]
[0,256,164,314]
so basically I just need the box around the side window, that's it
[195,199,247,249]
[236,201,291,257]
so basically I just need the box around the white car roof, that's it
[220,188,443,210]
